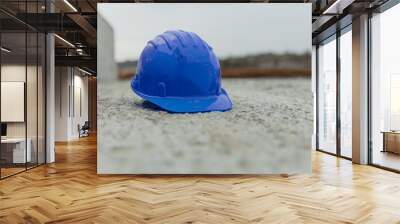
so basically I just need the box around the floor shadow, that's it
[134,100,165,112]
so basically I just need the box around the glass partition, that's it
[317,36,337,154]
[371,4,400,171]
[339,28,352,158]
[38,32,45,165]
[0,2,46,179]
[27,0,38,170]
[27,31,38,169]
[1,31,28,177]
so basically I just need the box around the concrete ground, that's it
[98,78,312,174]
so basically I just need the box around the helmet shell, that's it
[131,30,232,113]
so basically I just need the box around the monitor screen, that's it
[1,123,7,137]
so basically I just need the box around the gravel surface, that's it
[98,78,312,174]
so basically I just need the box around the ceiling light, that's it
[76,48,85,55]
[78,67,93,76]
[1,47,11,53]
[63,0,78,12]
[54,34,75,48]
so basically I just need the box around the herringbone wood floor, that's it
[1,134,400,224]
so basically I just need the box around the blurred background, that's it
[98,4,311,80]
[118,52,310,79]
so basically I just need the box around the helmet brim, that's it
[132,83,233,113]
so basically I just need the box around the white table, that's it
[1,138,31,163]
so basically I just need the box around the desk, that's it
[1,138,31,163]
[382,131,400,154]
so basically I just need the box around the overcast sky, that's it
[98,4,311,62]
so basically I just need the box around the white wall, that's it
[1,82,25,122]
[55,66,69,141]
[71,73,89,138]
[55,67,89,141]
[1,66,26,132]
[1,65,38,137]
[1,65,26,81]
[1,63,47,164]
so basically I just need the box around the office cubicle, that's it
[0,1,46,179]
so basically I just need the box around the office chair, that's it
[79,121,90,138]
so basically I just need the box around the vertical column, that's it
[336,31,341,156]
[46,0,55,163]
[352,14,369,164]
[46,33,55,163]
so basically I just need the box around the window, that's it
[339,28,352,158]
[317,36,337,154]
[370,3,400,171]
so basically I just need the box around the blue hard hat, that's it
[131,30,233,113]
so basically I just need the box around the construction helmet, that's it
[131,30,233,113]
